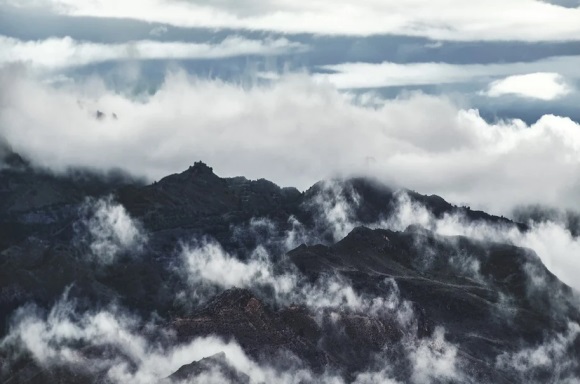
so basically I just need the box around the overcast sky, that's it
[1,0,580,214]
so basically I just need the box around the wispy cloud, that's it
[74,196,147,265]
[385,192,580,293]
[10,0,580,42]
[0,35,308,70]
[2,292,327,384]
[496,322,580,382]
[178,236,409,318]
[316,56,580,90]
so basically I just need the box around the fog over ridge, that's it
[2,67,580,215]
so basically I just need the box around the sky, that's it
[1,0,580,214]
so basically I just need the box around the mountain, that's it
[0,151,578,383]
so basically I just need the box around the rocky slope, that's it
[0,149,578,383]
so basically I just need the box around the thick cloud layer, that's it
[2,68,580,214]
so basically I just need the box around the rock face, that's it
[170,287,407,376]
[172,288,331,371]
[0,155,579,383]
[166,352,250,384]
[289,226,579,378]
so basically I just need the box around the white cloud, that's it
[74,197,147,264]
[9,0,580,42]
[306,180,362,242]
[485,72,572,100]
[179,237,410,318]
[0,35,308,70]
[2,294,339,384]
[181,241,296,299]
[2,69,580,214]
[0,277,411,384]
[408,327,461,383]
[316,56,580,89]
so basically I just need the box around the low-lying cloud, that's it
[1,254,480,383]
[385,192,580,293]
[179,236,410,319]
[2,68,580,214]
[74,196,147,264]
[2,185,579,382]
[1,292,314,384]
[496,322,580,382]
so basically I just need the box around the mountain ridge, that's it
[0,151,578,383]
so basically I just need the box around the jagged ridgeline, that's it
[1,147,579,383]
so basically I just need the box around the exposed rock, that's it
[167,352,250,384]
[0,153,578,383]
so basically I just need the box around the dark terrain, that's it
[0,146,579,383]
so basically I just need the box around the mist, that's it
[2,67,580,215]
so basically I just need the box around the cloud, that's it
[351,327,464,384]
[74,196,147,264]
[3,69,580,214]
[306,180,362,242]
[408,327,461,383]
[1,291,313,384]
[0,35,308,70]
[3,184,577,383]
[178,236,411,319]
[316,56,580,89]
[496,322,580,382]
[485,72,572,100]
[11,0,580,42]
[0,281,429,384]
[180,240,297,304]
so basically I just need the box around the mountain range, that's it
[0,146,578,384]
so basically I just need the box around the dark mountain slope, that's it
[0,155,578,383]
[289,226,578,355]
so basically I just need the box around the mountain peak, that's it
[187,161,214,175]
[0,141,29,170]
